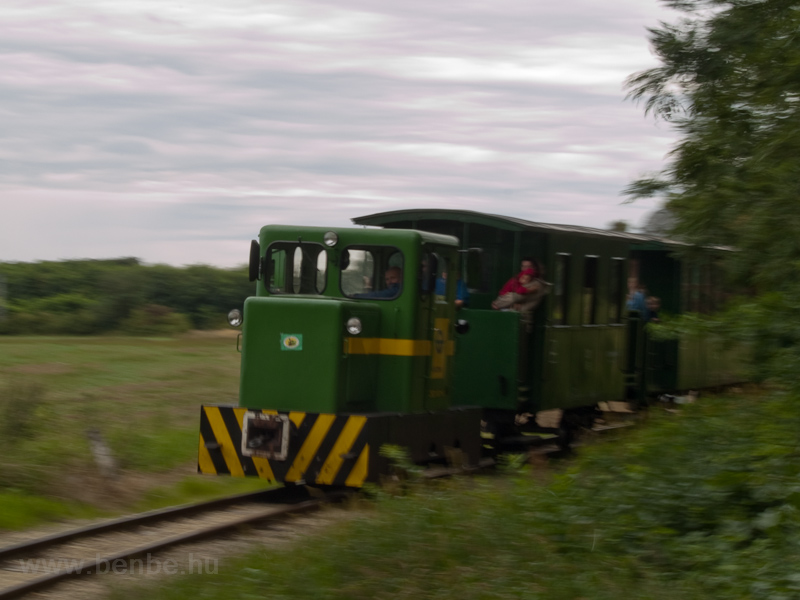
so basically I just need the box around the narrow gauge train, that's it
[198,209,746,487]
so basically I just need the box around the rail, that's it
[0,486,347,599]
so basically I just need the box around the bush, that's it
[0,259,251,335]
[531,392,800,598]
[118,304,192,336]
[191,305,226,330]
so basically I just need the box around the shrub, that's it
[119,304,192,336]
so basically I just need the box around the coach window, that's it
[267,241,327,295]
[683,262,700,313]
[710,258,726,312]
[341,246,404,300]
[552,253,570,325]
[608,258,625,324]
[582,256,599,325]
[700,262,712,314]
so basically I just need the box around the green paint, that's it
[239,226,461,415]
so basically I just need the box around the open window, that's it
[419,251,447,298]
[582,256,599,325]
[552,253,570,325]
[267,241,327,295]
[341,246,404,300]
[609,258,625,324]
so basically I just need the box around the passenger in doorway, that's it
[626,277,647,315]
[645,296,661,323]
[497,257,538,297]
[491,268,551,330]
[492,268,537,310]
[435,272,469,308]
[355,267,403,299]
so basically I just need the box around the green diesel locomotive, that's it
[199,209,747,486]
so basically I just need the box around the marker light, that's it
[346,317,362,335]
[323,231,339,247]
[227,309,243,328]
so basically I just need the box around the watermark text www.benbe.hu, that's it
[17,553,218,575]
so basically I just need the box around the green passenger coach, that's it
[353,210,634,436]
[199,210,748,486]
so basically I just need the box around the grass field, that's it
[109,389,800,600]
[4,335,799,598]
[0,333,269,528]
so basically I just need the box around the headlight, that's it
[346,317,362,335]
[323,231,338,247]
[227,309,243,328]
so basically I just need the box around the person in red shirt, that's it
[492,267,538,309]
[497,258,537,296]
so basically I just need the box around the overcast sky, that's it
[0,0,677,267]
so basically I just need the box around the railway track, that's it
[0,411,636,599]
[0,486,348,599]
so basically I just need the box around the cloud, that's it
[0,0,677,266]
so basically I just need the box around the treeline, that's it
[0,258,253,335]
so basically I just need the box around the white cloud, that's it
[0,0,679,266]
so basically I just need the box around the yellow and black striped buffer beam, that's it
[198,406,373,487]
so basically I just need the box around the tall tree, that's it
[626,0,800,384]
[626,0,800,290]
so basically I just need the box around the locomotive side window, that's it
[341,249,375,296]
[341,246,404,300]
[418,252,444,296]
[552,253,570,325]
[267,242,327,295]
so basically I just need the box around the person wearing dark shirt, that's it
[355,267,402,299]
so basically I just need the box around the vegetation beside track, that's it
[0,333,270,529]
[0,258,252,335]
[113,389,800,600]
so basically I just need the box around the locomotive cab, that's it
[199,226,482,487]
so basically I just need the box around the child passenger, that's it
[491,268,551,331]
[491,268,538,310]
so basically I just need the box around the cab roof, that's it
[259,224,459,247]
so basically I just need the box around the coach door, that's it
[420,247,454,411]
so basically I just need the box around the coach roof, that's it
[352,208,678,244]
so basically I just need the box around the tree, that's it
[625,0,800,385]
[608,220,629,232]
[641,208,676,237]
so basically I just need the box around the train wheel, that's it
[556,421,573,452]
[481,417,515,458]
[557,408,590,452]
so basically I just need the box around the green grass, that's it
[0,333,245,529]
[0,491,102,530]
[110,389,800,600]
[132,476,272,513]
